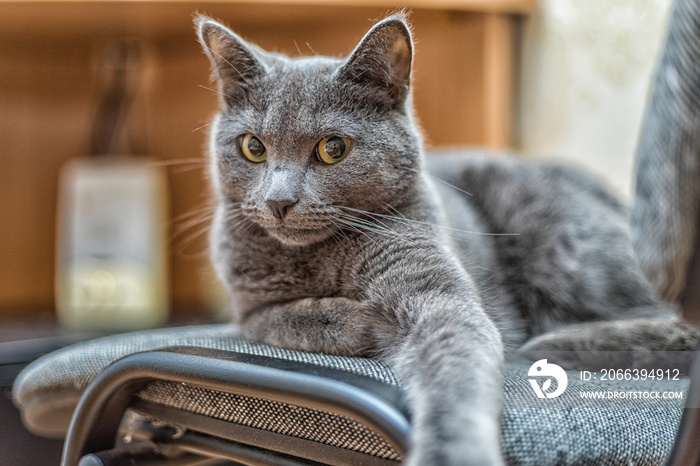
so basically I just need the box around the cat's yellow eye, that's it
[316,136,350,164]
[240,134,267,163]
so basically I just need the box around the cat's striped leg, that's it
[364,242,506,466]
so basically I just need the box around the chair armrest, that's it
[62,346,410,466]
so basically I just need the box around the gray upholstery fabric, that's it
[502,360,687,465]
[13,324,688,465]
[631,0,700,306]
[12,324,398,409]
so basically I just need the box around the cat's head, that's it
[197,14,422,246]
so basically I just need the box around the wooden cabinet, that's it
[0,0,533,316]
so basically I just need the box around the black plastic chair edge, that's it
[665,342,700,466]
[61,347,411,466]
[161,346,410,419]
[78,433,323,466]
[173,429,329,466]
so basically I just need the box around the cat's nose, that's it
[266,198,297,220]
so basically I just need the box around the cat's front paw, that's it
[240,317,321,353]
[405,421,505,466]
[239,320,285,348]
[240,298,375,356]
[404,444,505,466]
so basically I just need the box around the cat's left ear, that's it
[337,14,413,106]
[196,16,267,108]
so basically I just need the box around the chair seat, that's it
[12,324,688,465]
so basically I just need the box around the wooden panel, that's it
[0,2,521,315]
[0,35,97,311]
[483,12,515,149]
[4,0,535,14]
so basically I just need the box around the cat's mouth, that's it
[265,224,336,246]
[241,202,343,246]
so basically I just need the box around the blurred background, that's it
[0,1,680,462]
[0,0,674,332]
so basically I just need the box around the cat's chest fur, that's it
[213,179,467,321]
[216,221,364,316]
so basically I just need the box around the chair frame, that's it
[62,346,410,466]
[665,344,700,466]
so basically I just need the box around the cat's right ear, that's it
[196,16,266,108]
[337,14,413,108]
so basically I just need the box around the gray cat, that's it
[196,13,699,465]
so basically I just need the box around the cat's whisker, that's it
[223,209,245,221]
[217,204,254,234]
[305,42,318,55]
[324,217,353,247]
[346,209,394,232]
[293,39,303,57]
[170,204,218,223]
[148,158,208,175]
[173,216,214,257]
[225,215,252,231]
[174,237,211,259]
[221,203,244,216]
[337,205,520,237]
[321,223,347,249]
[169,203,242,247]
[175,232,211,258]
[174,204,245,247]
[335,214,408,241]
[172,214,215,240]
[223,209,254,234]
[384,203,408,220]
[197,84,241,104]
[203,47,252,87]
[234,218,260,238]
[332,215,403,244]
[344,211,482,246]
[172,165,207,175]
[380,204,461,242]
[336,208,433,239]
[149,158,208,167]
[343,208,437,238]
[192,121,214,133]
[329,216,387,251]
[171,211,214,231]
[343,223,386,252]
[411,167,473,197]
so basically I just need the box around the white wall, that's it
[517,0,673,200]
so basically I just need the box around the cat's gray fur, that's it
[196,14,699,465]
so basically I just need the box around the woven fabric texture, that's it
[502,360,687,465]
[138,380,403,461]
[134,360,687,465]
[630,0,700,304]
[13,325,689,465]
[12,324,399,408]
